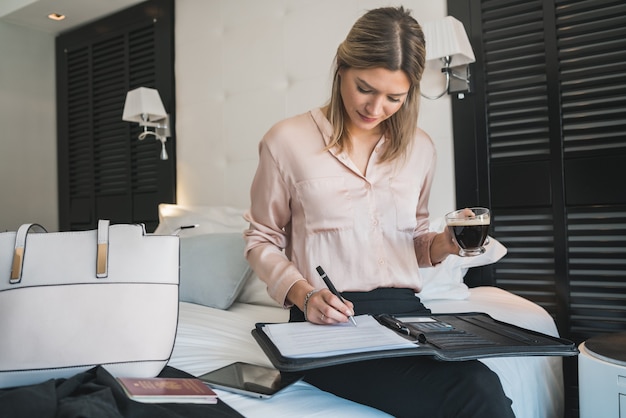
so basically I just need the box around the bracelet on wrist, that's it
[303,289,319,322]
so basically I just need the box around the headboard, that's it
[173,0,457,219]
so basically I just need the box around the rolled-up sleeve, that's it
[244,136,305,306]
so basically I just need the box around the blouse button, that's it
[378,258,385,265]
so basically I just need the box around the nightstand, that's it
[578,332,626,418]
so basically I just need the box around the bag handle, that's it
[10,223,47,283]
[10,220,111,284]
[96,219,110,278]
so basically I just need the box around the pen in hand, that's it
[316,266,358,327]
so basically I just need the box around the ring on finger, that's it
[321,314,325,320]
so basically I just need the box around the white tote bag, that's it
[0,220,179,389]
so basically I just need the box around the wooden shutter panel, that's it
[57,0,175,232]
[453,0,626,336]
[474,0,562,314]
[451,1,626,414]
[555,0,626,341]
[567,206,626,339]
[64,46,93,225]
[92,34,131,220]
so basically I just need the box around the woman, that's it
[244,6,514,417]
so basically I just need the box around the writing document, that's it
[262,314,416,358]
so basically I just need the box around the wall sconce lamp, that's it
[421,16,476,100]
[122,87,170,160]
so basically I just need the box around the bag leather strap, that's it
[10,223,47,284]
[10,220,111,284]
[96,219,110,278]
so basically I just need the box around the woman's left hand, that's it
[429,229,460,264]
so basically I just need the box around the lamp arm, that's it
[421,70,450,100]
[138,129,160,141]
[137,128,169,160]
[421,56,452,100]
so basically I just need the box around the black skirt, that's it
[289,287,430,322]
[287,287,514,418]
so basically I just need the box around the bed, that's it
[157,204,564,418]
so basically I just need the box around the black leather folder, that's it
[251,312,579,372]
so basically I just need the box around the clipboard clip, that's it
[377,314,432,345]
[376,314,413,337]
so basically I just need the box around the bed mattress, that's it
[168,286,563,417]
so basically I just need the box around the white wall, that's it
[175,0,456,218]
[0,21,57,232]
[0,0,455,232]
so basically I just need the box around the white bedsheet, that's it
[168,287,563,418]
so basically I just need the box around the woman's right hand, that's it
[289,281,355,325]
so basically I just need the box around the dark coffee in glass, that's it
[445,208,490,257]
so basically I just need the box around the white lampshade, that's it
[422,16,475,67]
[122,87,167,123]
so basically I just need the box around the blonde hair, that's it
[327,6,426,162]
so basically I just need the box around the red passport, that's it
[117,377,218,404]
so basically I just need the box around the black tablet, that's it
[198,362,303,399]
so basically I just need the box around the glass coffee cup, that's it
[445,207,490,257]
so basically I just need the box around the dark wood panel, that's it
[491,161,552,208]
[449,1,626,416]
[56,0,176,232]
[565,155,626,206]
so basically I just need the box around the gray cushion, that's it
[179,233,251,309]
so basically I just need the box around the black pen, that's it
[316,266,357,327]
[172,224,199,235]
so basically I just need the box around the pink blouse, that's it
[244,108,438,306]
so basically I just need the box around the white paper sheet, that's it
[263,315,416,358]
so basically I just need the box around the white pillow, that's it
[416,217,507,302]
[155,204,278,307]
[238,273,281,307]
